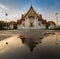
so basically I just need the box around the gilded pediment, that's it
[24,6,39,18]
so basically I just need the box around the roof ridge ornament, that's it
[30,5,33,9]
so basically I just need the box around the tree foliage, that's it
[0,21,6,30]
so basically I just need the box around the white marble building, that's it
[17,6,46,29]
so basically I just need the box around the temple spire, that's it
[30,5,33,9]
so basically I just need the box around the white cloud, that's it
[37,5,60,25]
[0,4,8,12]
[42,10,60,25]
[0,3,60,25]
[0,4,22,22]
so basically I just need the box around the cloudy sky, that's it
[0,0,60,25]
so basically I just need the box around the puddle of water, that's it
[0,32,60,59]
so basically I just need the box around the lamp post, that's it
[5,13,8,29]
[55,12,58,26]
[55,12,59,45]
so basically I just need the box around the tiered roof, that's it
[17,6,43,24]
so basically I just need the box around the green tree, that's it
[0,21,6,30]
[13,25,17,29]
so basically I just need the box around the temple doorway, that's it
[29,18,34,27]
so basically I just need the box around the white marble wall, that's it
[9,24,14,29]
[38,21,45,29]
[17,24,23,29]
[25,17,30,29]
[25,17,39,29]
[24,17,45,29]
[34,17,38,28]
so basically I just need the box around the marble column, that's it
[34,17,38,29]
[36,18,39,28]
[25,17,30,29]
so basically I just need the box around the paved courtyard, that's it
[0,30,60,59]
[0,29,56,40]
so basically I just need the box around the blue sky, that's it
[0,0,60,24]
[0,0,60,11]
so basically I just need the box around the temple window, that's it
[28,16,34,18]
[22,23,25,27]
[39,21,41,26]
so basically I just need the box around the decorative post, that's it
[55,12,60,45]
[36,18,38,29]
[5,13,8,29]
[55,12,58,26]
[25,17,29,29]
[34,17,37,29]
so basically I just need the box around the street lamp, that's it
[55,12,60,45]
[55,12,58,26]
[5,13,8,29]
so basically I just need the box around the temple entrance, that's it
[29,16,34,27]
[30,23,33,27]
[29,18,34,27]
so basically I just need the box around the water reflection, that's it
[19,32,56,52]
[19,35,43,52]
[0,30,60,59]
[55,33,60,45]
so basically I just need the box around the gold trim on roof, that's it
[23,6,39,18]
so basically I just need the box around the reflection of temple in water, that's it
[20,35,42,52]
